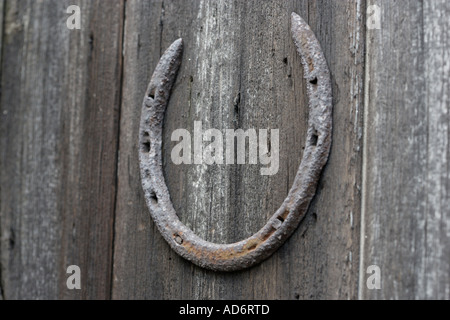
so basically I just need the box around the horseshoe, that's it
[139,12,332,272]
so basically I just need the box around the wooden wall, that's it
[0,0,124,299]
[361,0,450,300]
[0,0,448,300]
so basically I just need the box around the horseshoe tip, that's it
[165,38,183,56]
[174,38,183,46]
[291,12,304,25]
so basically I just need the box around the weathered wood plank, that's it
[0,0,123,299]
[361,0,450,299]
[113,0,364,300]
[0,0,4,301]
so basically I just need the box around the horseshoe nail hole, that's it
[283,57,288,65]
[311,131,319,147]
[174,234,184,245]
[247,243,258,251]
[310,77,318,85]
[148,87,156,100]
[280,209,290,221]
[142,141,151,153]
[150,191,158,204]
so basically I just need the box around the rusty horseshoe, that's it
[139,13,332,272]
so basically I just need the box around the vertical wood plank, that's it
[0,0,4,300]
[361,0,450,299]
[0,0,124,299]
[113,0,365,300]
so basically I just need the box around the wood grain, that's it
[0,0,124,299]
[3,0,448,301]
[113,0,365,300]
[0,0,4,300]
[361,0,450,299]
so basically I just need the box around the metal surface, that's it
[139,12,333,272]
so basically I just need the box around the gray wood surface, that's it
[112,0,365,300]
[0,0,124,299]
[1,0,449,301]
[361,0,450,299]
[0,0,4,301]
